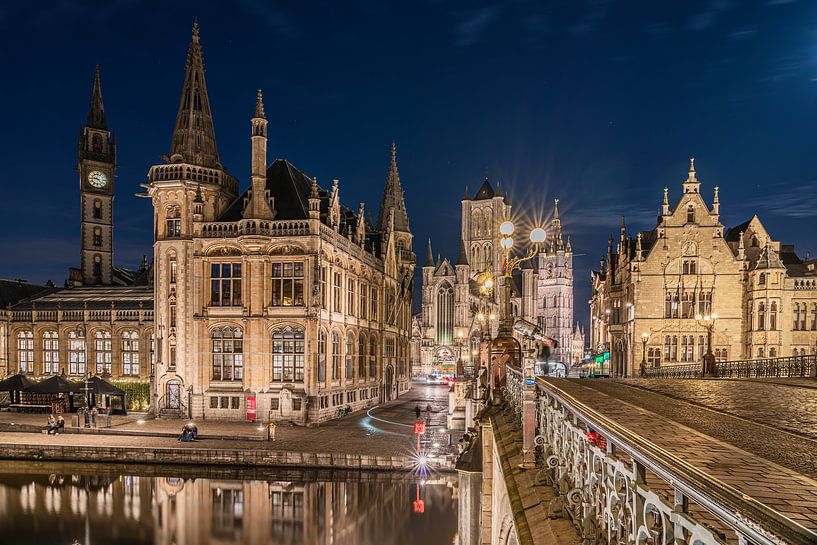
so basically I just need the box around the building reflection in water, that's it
[0,466,458,545]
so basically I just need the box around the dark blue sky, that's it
[2,0,816,328]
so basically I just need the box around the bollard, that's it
[106,410,112,428]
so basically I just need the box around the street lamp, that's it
[695,312,718,376]
[640,332,649,376]
[498,220,546,334]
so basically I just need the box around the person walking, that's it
[90,406,98,428]
[414,405,421,419]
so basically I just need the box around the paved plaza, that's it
[0,382,453,461]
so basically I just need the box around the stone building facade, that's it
[1,68,154,398]
[589,159,817,376]
[146,24,414,423]
[413,181,584,377]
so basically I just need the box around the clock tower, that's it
[77,66,116,285]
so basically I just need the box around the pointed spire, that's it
[168,20,221,169]
[636,232,643,261]
[377,142,410,232]
[565,236,572,253]
[456,239,470,266]
[689,156,695,176]
[463,185,470,200]
[424,239,434,267]
[254,89,265,119]
[87,65,107,130]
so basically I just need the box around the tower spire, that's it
[424,238,434,267]
[87,65,107,130]
[168,20,221,169]
[377,142,410,232]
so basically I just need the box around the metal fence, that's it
[644,355,817,379]
[534,378,817,545]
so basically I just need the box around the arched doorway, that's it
[385,365,394,401]
[166,380,181,409]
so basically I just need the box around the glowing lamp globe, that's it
[483,278,493,289]
[500,237,513,249]
[711,313,718,320]
[695,314,702,321]
[529,227,546,244]
[499,221,515,236]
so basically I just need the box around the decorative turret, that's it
[662,186,669,216]
[635,232,643,261]
[308,177,320,220]
[356,203,366,247]
[456,239,470,267]
[245,89,275,219]
[377,142,410,233]
[682,156,700,194]
[168,20,221,169]
[713,185,720,217]
[738,231,746,261]
[87,65,107,131]
[193,182,204,220]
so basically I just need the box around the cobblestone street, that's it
[543,378,817,532]
[0,382,453,461]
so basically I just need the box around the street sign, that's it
[525,378,535,386]
[413,499,425,513]
[413,421,426,434]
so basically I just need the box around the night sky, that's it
[2,1,817,329]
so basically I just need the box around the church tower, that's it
[77,66,116,285]
[536,199,576,363]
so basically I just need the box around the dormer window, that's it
[686,204,695,223]
[751,235,759,248]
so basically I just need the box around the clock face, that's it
[88,171,108,189]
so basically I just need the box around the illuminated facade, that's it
[146,24,413,422]
[589,159,817,376]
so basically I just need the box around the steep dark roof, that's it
[0,280,51,308]
[219,159,313,221]
[724,218,753,242]
[473,178,495,200]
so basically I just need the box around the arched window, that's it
[93,255,102,281]
[769,302,777,330]
[345,333,355,381]
[94,331,112,375]
[769,347,777,358]
[93,199,102,219]
[272,327,304,382]
[811,303,817,331]
[92,133,103,152]
[757,347,765,359]
[43,331,59,374]
[68,330,86,375]
[436,283,454,344]
[369,336,377,379]
[757,302,766,331]
[211,327,243,381]
[331,331,342,381]
[793,303,801,331]
[122,331,139,376]
[17,331,33,373]
[318,328,327,382]
[93,227,102,247]
[358,334,367,380]
[751,235,759,248]
[686,204,695,223]
[471,210,481,237]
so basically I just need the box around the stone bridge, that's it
[461,367,817,545]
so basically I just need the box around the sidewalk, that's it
[0,383,455,470]
[543,378,817,533]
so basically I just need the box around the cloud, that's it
[453,5,501,47]
[686,0,737,32]
[735,183,817,219]
[239,0,302,40]
[643,22,671,38]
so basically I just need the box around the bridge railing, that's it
[533,378,817,545]
[644,354,817,379]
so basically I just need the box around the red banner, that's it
[413,421,426,434]
[246,397,257,421]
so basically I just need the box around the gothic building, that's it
[146,23,414,422]
[2,67,154,395]
[589,159,817,376]
[412,180,584,377]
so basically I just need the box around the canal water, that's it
[0,462,458,545]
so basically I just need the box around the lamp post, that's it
[497,220,546,469]
[695,312,718,377]
[640,332,649,376]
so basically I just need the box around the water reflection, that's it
[0,464,457,545]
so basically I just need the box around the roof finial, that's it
[391,141,397,165]
[689,156,695,174]
[86,65,107,130]
[192,17,200,43]
[553,198,560,220]
[310,176,319,199]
